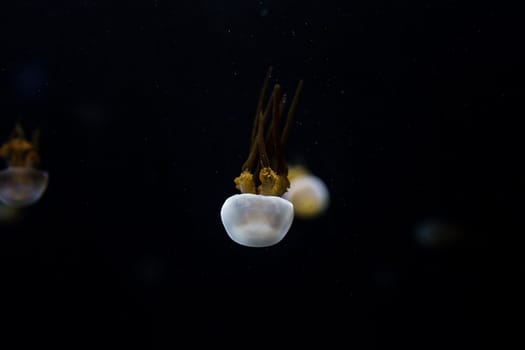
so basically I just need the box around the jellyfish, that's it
[414,218,463,248]
[220,67,303,247]
[0,123,48,208]
[283,165,330,219]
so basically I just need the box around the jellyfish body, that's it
[220,67,303,247]
[414,219,462,248]
[0,123,48,208]
[0,167,48,208]
[283,166,329,218]
[221,194,294,247]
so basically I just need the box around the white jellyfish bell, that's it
[0,123,48,208]
[221,193,294,248]
[220,67,303,247]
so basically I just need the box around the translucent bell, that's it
[283,174,329,218]
[220,193,294,247]
[0,167,49,208]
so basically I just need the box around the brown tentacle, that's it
[280,80,303,148]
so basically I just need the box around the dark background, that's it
[0,1,519,348]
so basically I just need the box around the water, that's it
[0,1,513,348]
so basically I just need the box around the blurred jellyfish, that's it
[414,218,463,248]
[0,123,48,208]
[136,256,165,287]
[220,67,303,247]
[283,165,329,219]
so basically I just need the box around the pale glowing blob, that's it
[283,166,329,218]
[221,193,294,247]
[414,219,462,248]
[0,167,49,208]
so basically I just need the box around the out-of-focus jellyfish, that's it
[220,67,303,247]
[0,123,48,208]
[283,165,329,219]
[414,218,463,248]
[136,255,165,288]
